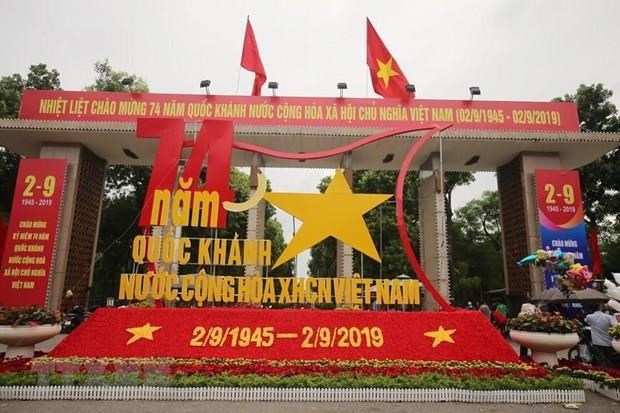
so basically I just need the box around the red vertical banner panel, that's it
[0,159,67,307]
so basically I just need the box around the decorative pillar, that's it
[245,155,266,276]
[39,144,106,310]
[336,153,354,278]
[498,152,561,303]
[418,153,450,310]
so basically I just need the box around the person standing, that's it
[479,303,491,320]
[497,301,508,317]
[585,305,616,367]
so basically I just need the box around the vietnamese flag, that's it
[367,18,411,99]
[240,17,267,96]
[589,225,603,276]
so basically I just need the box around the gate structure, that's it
[1,90,619,310]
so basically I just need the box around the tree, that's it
[85,60,148,93]
[453,190,501,249]
[443,171,474,299]
[444,172,475,226]
[450,190,504,305]
[0,64,61,219]
[554,84,620,274]
[553,84,620,226]
[25,64,60,91]
[86,61,152,304]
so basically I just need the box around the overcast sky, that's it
[3,0,619,276]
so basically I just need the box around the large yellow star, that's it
[126,322,162,345]
[376,57,400,88]
[264,169,391,268]
[424,326,456,348]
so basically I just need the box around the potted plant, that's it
[0,306,63,359]
[608,325,620,353]
[508,312,582,366]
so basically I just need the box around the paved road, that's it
[0,393,619,413]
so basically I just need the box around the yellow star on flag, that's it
[264,169,391,268]
[424,326,456,348]
[126,322,162,345]
[376,57,400,88]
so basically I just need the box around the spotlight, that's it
[200,79,211,95]
[122,148,139,160]
[268,81,279,97]
[121,77,134,91]
[405,84,416,98]
[464,155,480,166]
[469,86,481,100]
[337,82,348,98]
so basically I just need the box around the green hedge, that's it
[0,372,582,390]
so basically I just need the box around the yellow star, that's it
[264,169,391,268]
[424,326,456,348]
[376,57,400,88]
[126,322,162,345]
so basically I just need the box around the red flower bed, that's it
[49,308,518,362]
[29,357,546,379]
[558,358,620,378]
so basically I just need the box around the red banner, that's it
[19,90,579,132]
[0,159,67,307]
[50,308,518,362]
[535,169,590,288]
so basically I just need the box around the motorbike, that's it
[61,305,87,334]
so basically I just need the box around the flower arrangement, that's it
[608,325,620,340]
[507,312,582,334]
[0,306,63,327]
[0,357,583,390]
[517,248,593,295]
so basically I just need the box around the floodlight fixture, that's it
[405,84,416,98]
[469,86,481,100]
[382,153,394,163]
[337,82,348,98]
[200,79,211,95]
[464,155,480,166]
[268,81,279,96]
[122,148,139,160]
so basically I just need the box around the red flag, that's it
[0,215,6,262]
[366,18,411,99]
[240,17,266,96]
[588,226,603,276]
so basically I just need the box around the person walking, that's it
[585,304,616,367]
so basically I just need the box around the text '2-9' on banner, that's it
[19,90,580,132]
[0,159,67,307]
[535,169,590,289]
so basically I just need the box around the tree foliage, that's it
[443,171,474,297]
[0,64,61,219]
[85,60,149,93]
[553,84,620,226]
[450,190,504,305]
[308,170,420,279]
[554,83,620,274]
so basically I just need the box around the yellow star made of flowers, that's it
[126,322,162,345]
[376,57,400,88]
[423,326,456,348]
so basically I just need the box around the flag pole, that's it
[236,16,248,95]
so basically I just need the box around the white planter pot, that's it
[0,324,61,359]
[510,330,579,366]
[612,339,620,354]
